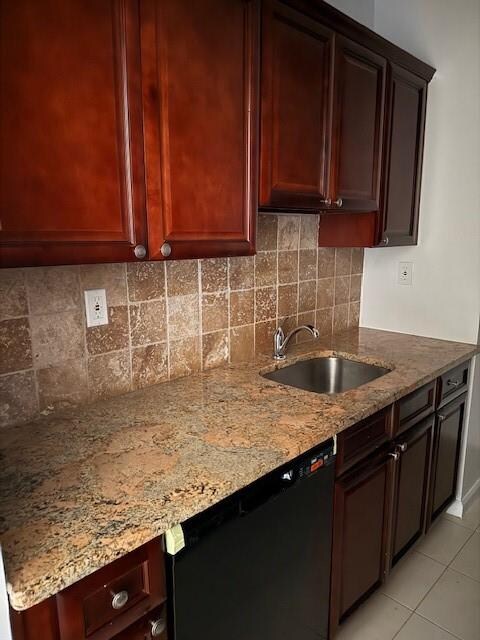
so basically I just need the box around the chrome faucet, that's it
[273,325,319,360]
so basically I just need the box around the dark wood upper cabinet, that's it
[0,0,147,267]
[140,0,259,260]
[329,37,386,212]
[379,64,427,246]
[259,0,333,210]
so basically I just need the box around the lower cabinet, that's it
[330,449,394,633]
[428,395,467,525]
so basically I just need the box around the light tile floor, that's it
[336,493,480,640]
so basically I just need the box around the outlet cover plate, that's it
[398,262,413,286]
[84,289,108,327]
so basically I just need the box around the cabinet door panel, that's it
[260,0,332,209]
[391,417,433,565]
[141,0,259,260]
[330,452,393,632]
[0,0,146,267]
[330,37,386,211]
[429,395,466,524]
[381,64,427,246]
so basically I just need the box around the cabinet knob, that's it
[333,197,343,207]
[388,451,399,461]
[160,242,172,257]
[447,378,460,388]
[134,244,147,259]
[111,589,129,610]
[150,617,166,637]
[381,236,389,246]
[320,197,332,206]
[397,442,408,453]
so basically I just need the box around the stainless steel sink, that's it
[262,356,390,395]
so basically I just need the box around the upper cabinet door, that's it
[259,0,333,210]
[380,64,427,246]
[329,37,386,212]
[0,0,147,267]
[140,0,259,260]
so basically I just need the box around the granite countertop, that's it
[0,328,477,611]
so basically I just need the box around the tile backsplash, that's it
[0,214,363,428]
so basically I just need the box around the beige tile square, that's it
[335,592,411,640]
[166,260,198,297]
[349,301,360,328]
[88,350,131,401]
[278,215,300,250]
[131,343,168,390]
[395,614,458,640]
[416,519,473,565]
[299,249,317,281]
[37,359,88,412]
[0,317,32,374]
[230,325,254,363]
[445,495,480,531]
[169,336,201,379]
[257,214,278,251]
[168,294,199,341]
[318,248,335,278]
[229,256,254,290]
[333,303,349,334]
[278,315,298,336]
[381,551,445,610]
[230,289,254,327]
[351,248,365,274]
[278,284,298,317]
[317,278,334,309]
[200,258,228,293]
[26,266,81,315]
[316,307,333,337]
[297,311,316,343]
[0,269,28,320]
[80,263,127,306]
[450,531,480,581]
[335,248,352,276]
[350,274,362,302]
[30,311,84,368]
[202,292,229,333]
[127,262,165,302]
[298,280,316,313]
[0,371,38,428]
[417,568,480,640]
[202,330,229,370]
[335,276,350,305]
[278,251,298,284]
[129,299,167,347]
[255,252,277,288]
[255,320,276,354]
[255,287,277,322]
[87,305,129,355]
[299,214,318,249]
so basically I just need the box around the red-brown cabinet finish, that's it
[380,64,427,246]
[328,37,386,212]
[330,450,394,634]
[0,0,147,267]
[390,417,434,566]
[140,0,259,260]
[259,0,333,210]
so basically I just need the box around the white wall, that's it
[361,0,480,501]
[0,549,12,640]
[325,0,374,28]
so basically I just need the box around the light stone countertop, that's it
[0,328,477,611]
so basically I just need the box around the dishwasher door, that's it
[170,445,335,640]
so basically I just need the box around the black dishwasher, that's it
[168,439,335,640]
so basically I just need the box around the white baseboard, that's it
[462,476,480,508]
[447,477,480,518]
[446,499,464,518]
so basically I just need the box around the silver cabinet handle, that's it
[438,414,446,421]
[397,443,408,453]
[111,589,129,610]
[134,244,147,259]
[388,451,399,461]
[381,236,389,246]
[320,197,332,206]
[333,197,343,207]
[160,242,172,257]
[447,379,460,388]
[150,617,166,637]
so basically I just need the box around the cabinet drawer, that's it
[56,539,165,640]
[336,407,392,476]
[112,604,167,640]
[393,380,436,436]
[437,361,470,408]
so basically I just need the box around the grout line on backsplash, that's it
[164,261,171,380]
[124,263,134,391]
[197,259,203,371]
[24,267,41,413]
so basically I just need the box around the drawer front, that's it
[438,361,470,408]
[57,539,166,640]
[336,407,393,476]
[112,604,167,640]
[394,380,436,436]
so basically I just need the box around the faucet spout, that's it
[273,324,319,360]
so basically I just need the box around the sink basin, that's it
[262,356,390,395]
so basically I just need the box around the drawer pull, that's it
[150,617,166,637]
[111,589,129,610]
[397,442,408,453]
[447,379,460,388]
[388,451,399,461]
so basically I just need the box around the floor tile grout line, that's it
[414,610,464,640]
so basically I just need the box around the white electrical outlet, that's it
[398,262,413,286]
[84,289,109,327]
